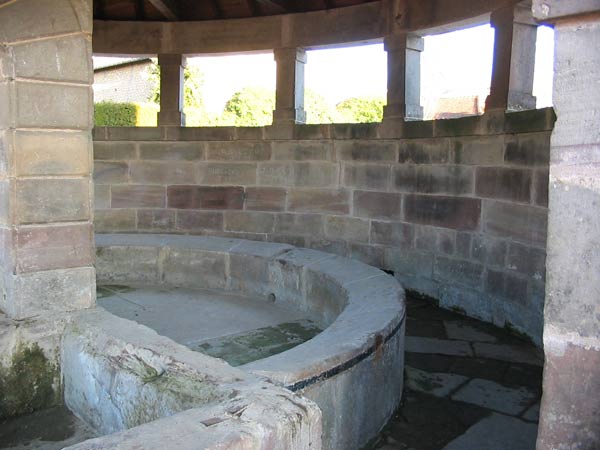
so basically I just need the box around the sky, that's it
[94,24,555,114]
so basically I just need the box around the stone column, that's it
[0,0,95,320]
[485,3,538,112]
[533,1,600,449]
[157,53,186,127]
[273,48,306,125]
[383,33,424,121]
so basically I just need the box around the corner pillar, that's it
[486,3,538,112]
[157,53,186,127]
[383,33,424,121]
[273,47,306,125]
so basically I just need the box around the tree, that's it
[223,87,275,126]
[336,96,385,123]
[305,89,335,124]
[148,62,205,109]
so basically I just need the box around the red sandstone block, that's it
[245,187,286,212]
[404,194,481,231]
[475,167,532,203]
[167,186,244,210]
[353,191,402,220]
[112,185,166,208]
[288,189,350,214]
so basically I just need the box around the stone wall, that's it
[93,108,554,344]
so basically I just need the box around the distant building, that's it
[93,57,154,104]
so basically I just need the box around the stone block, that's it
[438,284,492,322]
[257,162,293,186]
[434,256,484,289]
[349,243,384,267]
[224,211,275,233]
[94,185,110,209]
[272,141,331,160]
[94,209,136,232]
[485,269,529,303]
[332,123,379,139]
[15,81,90,129]
[163,248,227,289]
[107,127,162,141]
[94,142,136,161]
[111,185,165,209]
[343,164,391,190]
[335,140,396,161]
[414,226,438,252]
[504,108,556,134]
[370,221,414,247]
[176,210,223,231]
[455,232,472,259]
[353,191,402,220]
[398,139,450,164]
[93,161,128,184]
[294,124,331,140]
[0,0,82,43]
[228,253,270,296]
[324,216,369,242]
[0,181,9,225]
[293,162,339,188]
[234,126,264,140]
[504,133,551,167]
[166,126,234,141]
[167,186,243,210]
[475,167,532,203]
[9,267,95,320]
[197,162,257,185]
[437,229,456,255]
[533,169,549,206]
[12,35,91,83]
[288,188,349,214]
[129,161,195,185]
[244,187,286,211]
[206,141,271,161]
[506,243,546,279]
[482,201,547,247]
[472,236,507,267]
[405,336,473,356]
[15,131,90,176]
[139,142,204,161]
[274,213,325,236]
[137,209,176,231]
[14,223,93,273]
[452,136,505,165]
[404,195,481,231]
[15,178,90,224]
[394,166,474,195]
[451,379,537,415]
[384,248,433,277]
[307,238,347,257]
[96,246,159,285]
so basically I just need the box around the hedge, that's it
[94,101,158,127]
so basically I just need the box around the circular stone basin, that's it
[95,234,406,450]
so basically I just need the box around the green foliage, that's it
[148,62,206,110]
[305,89,335,124]
[336,96,385,123]
[223,87,275,126]
[94,101,158,127]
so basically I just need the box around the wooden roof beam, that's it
[147,0,179,20]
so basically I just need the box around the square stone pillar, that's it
[0,0,95,320]
[273,48,306,125]
[157,53,186,127]
[533,2,600,449]
[383,33,424,121]
[485,3,538,112]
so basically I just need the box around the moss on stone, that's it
[0,343,59,419]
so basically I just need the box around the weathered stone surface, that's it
[384,248,433,277]
[452,136,505,165]
[471,236,507,268]
[137,209,176,231]
[163,248,227,289]
[370,221,414,247]
[176,210,223,231]
[394,166,474,195]
[139,142,204,160]
[167,186,243,210]
[475,167,532,203]
[272,141,331,160]
[504,133,550,167]
[94,142,136,160]
[274,213,324,236]
[404,195,481,231]
[245,187,286,211]
[324,216,369,242]
[288,189,349,214]
[405,366,469,397]
[533,169,549,207]
[94,209,136,232]
[16,179,90,224]
[112,185,165,209]
[405,336,473,357]
[482,201,547,247]
[473,342,543,366]
[258,162,338,187]
[506,243,546,279]
[93,161,128,184]
[451,379,537,415]
[129,161,195,185]
[206,141,271,161]
[444,321,498,343]
[398,139,450,164]
[197,162,257,185]
[354,191,402,220]
[225,211,275,233]
[343,164,391,190]
[15,131,90,176]
[485,269,528,303]
[434,256,483,289]
[349,242,384,267]
[94,185,110,209]
[336,140,396,161]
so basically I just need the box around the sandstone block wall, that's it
[93,109,554,344]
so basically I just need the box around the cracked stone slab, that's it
[405,366,469,398]
[405,336,473,357]
[473,342,543,366]
[442,413,538,450]
[444,321,498,343]
[451,378,538,416]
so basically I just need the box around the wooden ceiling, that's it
[94,0,379,21]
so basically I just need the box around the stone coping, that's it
[92,108,556,142]
[95,233,406,388]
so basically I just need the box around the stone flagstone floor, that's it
[369,293,543,450]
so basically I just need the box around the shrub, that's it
[94,101,158,127]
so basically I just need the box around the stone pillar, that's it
[0,0,95,320]
[157,53,186,127]
[533,1,600,449]
[383,33,424,121]
[486,3,538,112]
[273,48,306,125]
